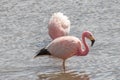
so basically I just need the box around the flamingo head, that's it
[83,31,95,46]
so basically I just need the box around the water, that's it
[0,0,120,80]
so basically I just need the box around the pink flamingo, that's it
[34,31,95,71]
[48,12,70,40]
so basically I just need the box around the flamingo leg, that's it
[63,59,66,72]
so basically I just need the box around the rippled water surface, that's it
[0,0,120,80]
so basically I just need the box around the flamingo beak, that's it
[91,39,95,46]
[89,36,95,46]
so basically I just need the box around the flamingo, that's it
[34,31,95,72]
[48,12,70,40]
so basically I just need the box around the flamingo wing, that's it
[48,12,70,40]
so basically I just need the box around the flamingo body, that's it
[48,12,70,40]
[46,36,81,59]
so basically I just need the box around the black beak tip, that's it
[91,40,95,46]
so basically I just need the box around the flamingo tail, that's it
[34,48,51,58]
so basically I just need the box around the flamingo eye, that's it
[88,34,93,39]
[90,35,92,37]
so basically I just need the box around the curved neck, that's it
[82,35,89,55]
[77,34,89,56]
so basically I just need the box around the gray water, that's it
[0,0,120,80]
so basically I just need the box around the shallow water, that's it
[0,0,120,80]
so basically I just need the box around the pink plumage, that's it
[46,36,80,59]
[48,12,70,40]
[34,31,95,72]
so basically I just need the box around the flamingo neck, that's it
[82,35,89,55]
[77,34,89,56]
